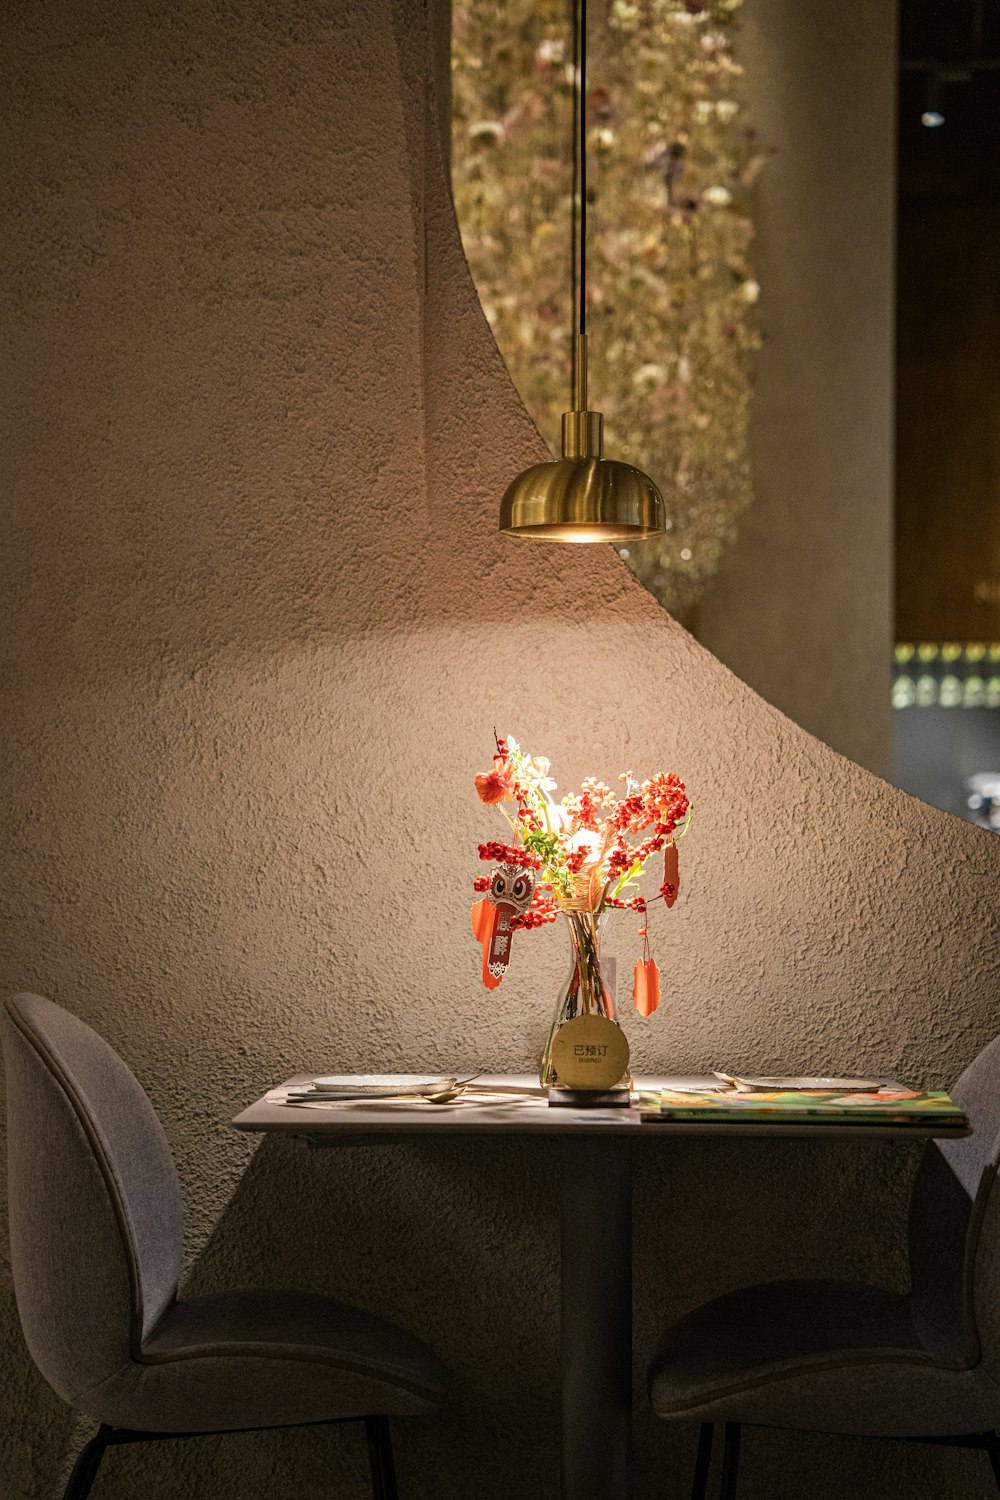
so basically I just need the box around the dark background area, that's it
[896,0,1000,642]
[892,0,1000,822]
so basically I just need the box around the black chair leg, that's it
[365,1415,399,1500]
[691,1423,714,1500]
[985,1433,1000,1492]
[62,1426,112,1500]
[719,1421,741,1500]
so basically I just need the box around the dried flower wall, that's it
[452,0,763,616]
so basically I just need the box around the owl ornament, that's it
[471,864,536,990]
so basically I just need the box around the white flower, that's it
[715,99,739,123]
[522,756,557,796]
[569,829,604,866]
[703,185,733,207]
[739,278,760,304]
[549,803,570,833]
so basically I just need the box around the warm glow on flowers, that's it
[472,735,692,1037]
[472,734,691,920]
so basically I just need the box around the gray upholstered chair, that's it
[2,992,446,1500]
[647,1034,1000,1498]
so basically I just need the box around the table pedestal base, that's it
[560,1137,633,1500]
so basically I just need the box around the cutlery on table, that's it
[279,1076,544,1105]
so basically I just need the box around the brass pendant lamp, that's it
[499,0,665,543]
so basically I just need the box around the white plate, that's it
[717,1073,884,1094]
[309,1074,455,1098]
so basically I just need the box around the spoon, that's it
[424,1074,483,1104]
[281,1074,487,1105]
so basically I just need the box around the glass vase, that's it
[540,905,628,1091]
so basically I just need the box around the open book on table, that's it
[638,1088,967,1127]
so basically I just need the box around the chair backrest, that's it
[1,993,184,1405]
[909,1032,1000,1372]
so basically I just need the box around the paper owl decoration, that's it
[471,863,536,990]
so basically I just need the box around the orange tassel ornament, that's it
[471,898,503,991]
[632,955,661,1017]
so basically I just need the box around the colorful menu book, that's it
[639,1088,968,1128]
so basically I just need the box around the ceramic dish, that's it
[715,1072,884,1094]
[309,1074,456,1098]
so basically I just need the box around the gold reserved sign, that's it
[550,1014,630,1091]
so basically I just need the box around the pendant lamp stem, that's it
[564,334,601,458]
[567,0,594,460]
[569,0,588,404]
[574,333,588,412]
[570,0,579,403]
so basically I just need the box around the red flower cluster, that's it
[510,907,558,930]
[613,792,647,835]
[606,793,689,886]
[510,888,561,929]
[610,776,688,835]
[477,840,541,870]
[642,772,687,813]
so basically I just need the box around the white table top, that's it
[233,1074,969,1141]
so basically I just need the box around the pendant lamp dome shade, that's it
[499,458,664,543]
[500,335,665,542]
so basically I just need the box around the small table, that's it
[234,1076,966,1500]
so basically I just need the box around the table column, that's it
[560,1136,633,1499]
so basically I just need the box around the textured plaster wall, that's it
[697,0,896,777]
[1,3,998,1499]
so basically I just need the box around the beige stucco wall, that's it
[697,0,896,777]
[1,3,998,1498]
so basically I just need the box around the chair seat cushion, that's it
[78,1287,447,1432]
[647,1278,992,1437]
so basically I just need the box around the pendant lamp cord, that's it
[579,0,587,340]
[569,0,587,404]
